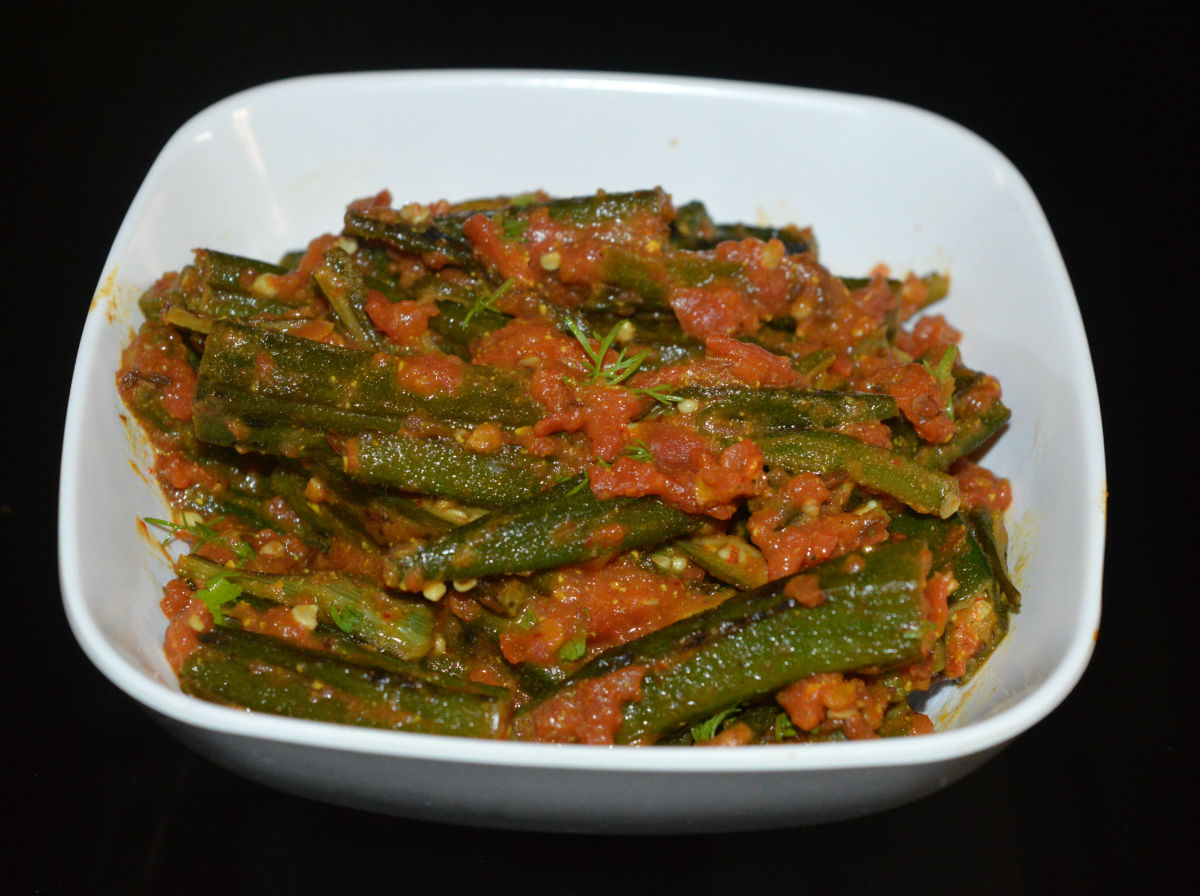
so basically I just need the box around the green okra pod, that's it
[180,626,509,738]
[344,207,480,268]
[759,430,961,518]
[670,200,815,255]
[311,246,389,351]
[150,249,316,326]
[615,538,930,743]
[342,431,567,508]
[193,322,544,453]
[386,477,709,588]
[177,554,436,660]
[515,538,931,744]
[684,386,899,437]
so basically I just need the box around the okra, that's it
[311,246,389,351]
[685,386,898,437]
[193,322,544,453]
[386,477,709,588]
[670,200,814,255]
[344,207,479,268]
[151,250,315,325]
[177,554,435,660]
[343,431,567,508]
[759,430,961,518]
[673,534,769,590]
[518,538,931,744]
[180,626,509,737]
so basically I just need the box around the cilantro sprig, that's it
[565,318,649,386]
[194,574,242,625]
[622,440,653,463]
[328,603,363,635]
[463,277,515,324]
[632,383,684,406]
[691,705,740,743]
[143,516,255,565]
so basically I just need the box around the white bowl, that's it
[60,70,1105,833]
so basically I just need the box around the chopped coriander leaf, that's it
[921,345,959,419]
[691,705,739,742]
[557,634,587,662]
[328,603,363,634]
[144,516,257,566]
[195,575,243,626]
[501,217,529,241]
[773,712,799,741]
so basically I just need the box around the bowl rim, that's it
[59,68,1106,774]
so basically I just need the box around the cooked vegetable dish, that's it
[118,187,1018,745]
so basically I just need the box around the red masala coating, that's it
[471,319,589,370]
[364,293,439,346]
[463,193,672,307]
[943,595,995,678]
[776,671,893,740]
[855,355,956,444]
[895,313,961,360]
[704,335,803,387]
[533,382,650,462]
[669,284,760,338]
[791,271,898,355]
[952,459,1013,514]
[747,473,890,579]
[117,325,197,423]
[511,665,646,744]
[499,556,721,666]
[260,233,338,300]
[588,427,765,519]
[394,353,466,396]
[160,579,208,673]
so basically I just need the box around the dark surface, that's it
[5,7,1191,894]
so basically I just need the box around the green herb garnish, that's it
[773,712,799,741]
[144,516,219,548]
[501,217,529,241]
[143,516,256,565]
[463,277,515,324]
[623,440,653,463]
[921,345,959,419]
[195,574,242,626]
[565,318,648,386]
[557,634,588,662]
[633,384,684,406]
[328,603,363,634]
[691,705,739,742]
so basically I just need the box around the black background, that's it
[5,5,1192,894]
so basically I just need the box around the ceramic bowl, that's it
[60,70,1106,833]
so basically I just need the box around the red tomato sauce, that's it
[364,294,439,346]
[511,665,646,744]
[394,353,466,396]
[499,556,723,666]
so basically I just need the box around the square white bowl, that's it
[60,70,1105,833]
